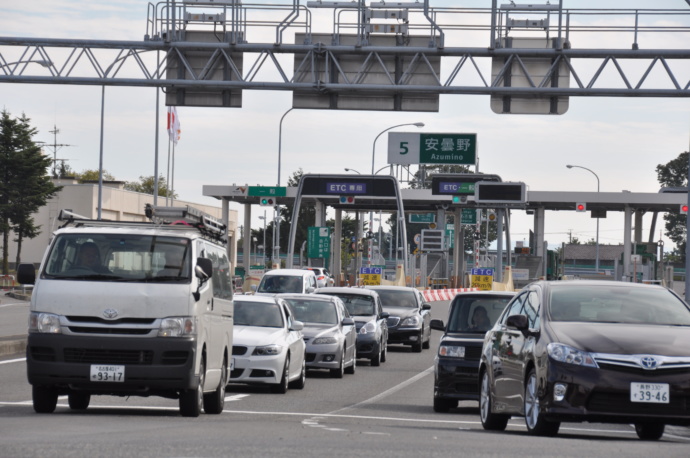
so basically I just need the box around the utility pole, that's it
[40,125,73,178]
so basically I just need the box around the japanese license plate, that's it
[630,382,669,403]
[90,365,125,382]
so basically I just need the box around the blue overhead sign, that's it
[326,183,368,194]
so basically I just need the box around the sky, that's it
[2,0,690,253]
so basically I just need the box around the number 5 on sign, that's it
[399,142,409,155]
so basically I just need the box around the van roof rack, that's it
[56,205,227,245]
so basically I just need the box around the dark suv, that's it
[430,291,515,412]
[367,286,431,353]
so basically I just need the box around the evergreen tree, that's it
[656,151,688,261]
[0,110,61,273]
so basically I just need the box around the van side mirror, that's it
[430,319,445,331]
[17,263,36,285]
[193,258,213,301]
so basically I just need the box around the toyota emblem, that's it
[103,308,119,319]
[639,355,659,370]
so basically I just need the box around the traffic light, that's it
[681,204,689,214]
[487,211,497,222]
[260,197,276,206]
[339,196,355,204]
[451,195,467,204]
[575,203,587,212]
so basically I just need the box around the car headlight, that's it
[158,317,196,337]
[438,345,465,358]
[253,344,283,356]
[547,343,598,368]
[29,312,61,334]
[312,336,337,345]
[359,322,376,334]
[401,315,421,327]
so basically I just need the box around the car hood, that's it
[383,306,417,319]
[302,323,340,339]
[549,322,690,356]
[233,326,285,346]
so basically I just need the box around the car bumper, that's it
[26,333,198,396]
[230,352,284,385]
[387,327,422,345]
[434,356,481,401]
[541,361,690,426]
[305,343,341,369]
[355,333,381,359]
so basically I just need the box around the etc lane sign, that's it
[387,132,477,166]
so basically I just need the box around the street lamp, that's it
[371,122,424,174]
[258,212,267,266]
[345,166,389,175]
[344,168,361,174]
[274,107,294,267]
[0,59,52,72]
[566,164,600,272]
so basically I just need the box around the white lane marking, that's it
[0,302,28,308]
[327,365,434,415]
[0,358,26,365]
[225,394,250,402]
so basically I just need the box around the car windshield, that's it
[549,285,690,325]
[234,300,284,328]
[283,299,338,325]
[42,233,191,283]
[332,294,375,316]
[374,289,417,308]
[257,275,304,294]
[447,295,513,333]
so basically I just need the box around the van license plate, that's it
[90,365,125,382]
[630,382,669,403]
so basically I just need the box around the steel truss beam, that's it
[1,37,690,97]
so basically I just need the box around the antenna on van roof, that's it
[145,204,227,244]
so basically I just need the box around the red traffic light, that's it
[575,203,587,212]
[339,196,355,204]
[681,204,689,214]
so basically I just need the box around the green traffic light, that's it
[452,195,461,203]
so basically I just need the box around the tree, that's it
[76,169,116,182]
[656,151,687,261]
[0,110,61,273]
[125,175,177,198]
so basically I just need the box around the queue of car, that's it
[232,275,690,442]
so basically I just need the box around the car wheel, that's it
[635,422,665,440]
[433,395,457,413]
[345,350,356,375]
[68,392,90,410]
[203,357,227,414]
[180,358,205,417]
[524,369,560,436]
[288,357,306,390]
[270,355,290,394]
[371,342,382,367]
[32,385,58,414]
[330,351,345,378]
[381,341,387,363]
[479,370,509,430]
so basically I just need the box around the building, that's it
[5,179,239,268]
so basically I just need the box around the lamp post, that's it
[345,166,389,175]
[0,59,52,72]
[566,164,600,272]
[370,122,424,266]
[259,212,267,267]
[274,107,293,267]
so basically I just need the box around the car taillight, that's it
[317,276,325,280]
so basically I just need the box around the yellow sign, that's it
[360,273,381,286]
[471,275,493,291]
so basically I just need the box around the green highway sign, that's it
[409,213,436,223]
[388,132,477,166]
[248,186,287,197]
[462,209,476,224]
[307,226,331,259]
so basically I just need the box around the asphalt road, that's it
[1,296,689,457]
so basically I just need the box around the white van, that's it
[17,205,234,417]
[254,268,317,296]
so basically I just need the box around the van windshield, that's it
[42,233,192,283]
[257,275,303,294]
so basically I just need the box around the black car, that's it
[430,291,516,412]
[367,286,431,353]
[479,280,690,440]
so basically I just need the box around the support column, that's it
[452,207,464,288]
[243,203,252,271]
[334,209,343,286]
[623,206,632,281]
[533,207,545,257]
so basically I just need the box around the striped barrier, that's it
[422,288,479,302]
[1,275,16,291]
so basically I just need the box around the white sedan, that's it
[230,296,307,393]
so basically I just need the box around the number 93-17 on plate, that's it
[630,382,669,403]
[90,365,125,382]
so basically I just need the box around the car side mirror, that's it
[17,263,36,285]
[380,312,389,319]
[306,286,315,293]
[430,319,445,332]
[342,317,355,326]
[422,303,431,311]
[290,321,304,332]
[506,314,529,331]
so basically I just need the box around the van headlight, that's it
[159,317,196,337]
[29,312,61,334]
